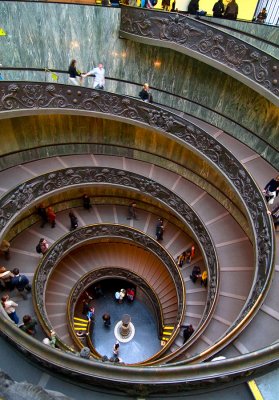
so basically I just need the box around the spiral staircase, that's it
[0,2,278,399]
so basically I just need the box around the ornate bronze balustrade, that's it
[0,166,217,338]
[0,81,276,386]
[34,224,183,331]
[68,266,166,359]
[120,7,279,107]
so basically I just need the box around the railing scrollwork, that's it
[120,7,279,107]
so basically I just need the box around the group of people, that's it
[0,262,33,328]
[212,0,238,20]
[177,245,195,268]
[0,266,31,298]
[69,59,155,105]
[68,60,105,89]
[115,287,135,303]
[190,265,208,287]
[36,194,93,252]
[1,294,37,335]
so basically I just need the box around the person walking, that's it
[156,218,164,241]
[127,202,137,220]
[10,268,31,300]
[68,59,83,86]
[113,341,120,357]
[263,175,279,205]
[182,324,194,344]
[69,210,78,230]
[1,295,19,324]
[102,313,111,327]
[37,203,48,228]
[47,207,56,228]
[84,63,105,89]
[82,194,92,211]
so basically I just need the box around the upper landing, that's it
[120,6,279,107]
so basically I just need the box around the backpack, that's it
[36,243,42,254]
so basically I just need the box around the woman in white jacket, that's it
[1,294,19,324]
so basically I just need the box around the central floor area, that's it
[88,280,162,364]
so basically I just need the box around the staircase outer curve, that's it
[119,7,279,107]
[1,156,252,361]
[0,79,278,389]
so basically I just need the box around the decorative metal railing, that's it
[0,81,275,389]
[68,264,167,360]
[0,165,217,334]
[0,67,277,165]
[0,82,273,334]
[34,224,183,340]
[120,7,279,107]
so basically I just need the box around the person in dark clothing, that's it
[82,194,92,210]
[19,315,37,336]
[156,218,164,241]
[177,251,187,268]
[263,175,279,205]
[69,210,78,230]
[68,59,82,86]
[182,324,194,344]
[256,8,267,23]
[224,0,238,20]
[187,0,199,15]
[212,0,224,17]
[268,204,279,232]
[171,0,176,11]
[190,265,201,283]
[139,83,153,103]
[102,313,111,327]
[94,283,104,298]
[11,268,31,299]
[37,203,48,228]
[127,202,137,220]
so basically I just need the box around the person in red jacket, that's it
[47,207,56,228]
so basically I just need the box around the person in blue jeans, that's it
[1,295,19,324]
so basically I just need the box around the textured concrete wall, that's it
[0,2,278,167]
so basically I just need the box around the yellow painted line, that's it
[162,337,170,341]
[74,327,87,331]
[163,326,174,330]
[247,380,264,400]
[74,322,88,327]
[74,317,88,322]
[163,331,172,336]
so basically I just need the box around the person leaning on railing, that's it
[224,0,238,20]
[139,83,153,103]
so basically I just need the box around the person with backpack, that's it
[212,0,224,18]
[10,268,31,300]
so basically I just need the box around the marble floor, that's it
[88,279,162,364]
